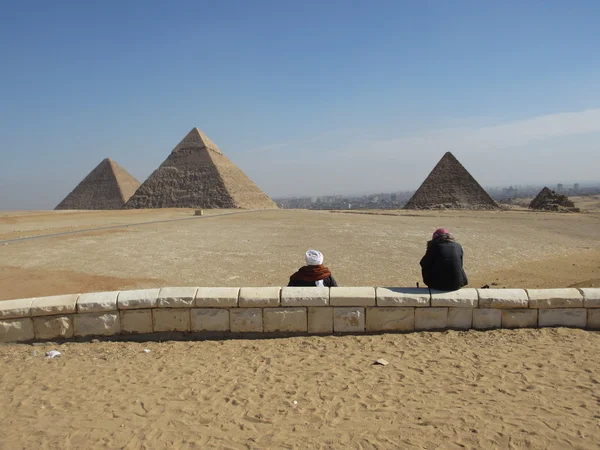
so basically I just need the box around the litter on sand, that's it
[373,358,389,366]
[46,350,62,359]
[143,349,151,353]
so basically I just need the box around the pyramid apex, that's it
[174,127,221,154]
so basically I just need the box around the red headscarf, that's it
[432,228,451,239]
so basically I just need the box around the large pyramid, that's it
[404,152,499,210]
[124,128,277,209]
[55,158,140,210]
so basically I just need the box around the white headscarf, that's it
[305,249,324,266]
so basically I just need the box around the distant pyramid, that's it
[529,187,577,211]
[404,152,499,210]
[55,158,140,210]
[124,128,277,209]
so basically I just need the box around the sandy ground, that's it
[1,329,599,449]
[1,206,600,449]
[1,208,600,300]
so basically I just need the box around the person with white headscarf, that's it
[288,249,338,287]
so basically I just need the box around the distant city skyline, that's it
[273,180,600,200]
[1,1,600,209]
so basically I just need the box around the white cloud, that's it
[236,108,600,196]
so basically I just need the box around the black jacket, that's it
[287,276,338,287]
[420,240,468,291]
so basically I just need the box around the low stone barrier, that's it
[1,287,599,343]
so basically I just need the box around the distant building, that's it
[557,183,564,192]
[574,183,580,193]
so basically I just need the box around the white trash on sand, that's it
[373,358,389,366]
[46,350,62,359]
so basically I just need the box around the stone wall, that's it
[1,287,599,342]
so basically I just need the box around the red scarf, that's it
[289,265,332,282]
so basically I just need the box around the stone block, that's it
[0,298,34,319]
[330,287,375,306]
[0,318,34,343]
[120,310,153,334]
[333,307,365,333]
[33,315,74,340]
[473,309,501,330]
[307,307,333,333]
[153,309,191,332]
[191,309,230,332]
[264,308,307,332]
[230,308,263,332]
[415,308,448,331]
[281,287,329,307]
[581,288,600,308]
[31,294,79,317]
[239,287,281,307]
[195,287,239,308]
[527,288,583,309]
[447,308,473,329]
[477,289,528,309]
[118,289,160,310]
[538,309,586,328]
[74,312,120,337]
[376,288,430,307]
[366,307,414,332]
[77,291,119,313]
[430,289,478,307]
[157,287,197,308]
[501,309,538,329]
[587,309,600,330]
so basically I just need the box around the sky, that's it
[1,1,599,209]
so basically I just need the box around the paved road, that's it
[0,210,266,246]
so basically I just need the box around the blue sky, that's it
[1,1,600,208]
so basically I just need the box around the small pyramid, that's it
[55,158,141,210]
[124,128,278,209]
[529,187,576,211]
[404,152,499,210]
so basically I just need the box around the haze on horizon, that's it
[1,1,599,210]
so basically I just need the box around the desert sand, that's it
[2,205,600,449]
[1,329,599,449]
[1,206,600,300]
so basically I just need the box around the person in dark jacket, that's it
[419,228,468,291]
[288,249,338,287]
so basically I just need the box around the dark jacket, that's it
[419,239,468,291]
[288,275,338,287]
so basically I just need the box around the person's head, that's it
[432,228,451,240]
[428,228,454,248]
[305,249,324,266]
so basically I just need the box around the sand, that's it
[1,208,600,300]
[2,206,600,448]
[1,329,599,449]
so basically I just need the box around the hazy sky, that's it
[1,1,599,209]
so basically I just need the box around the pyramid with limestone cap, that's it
[55,158,141,210]
[124,128,277,209]
[404,152,499,210]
